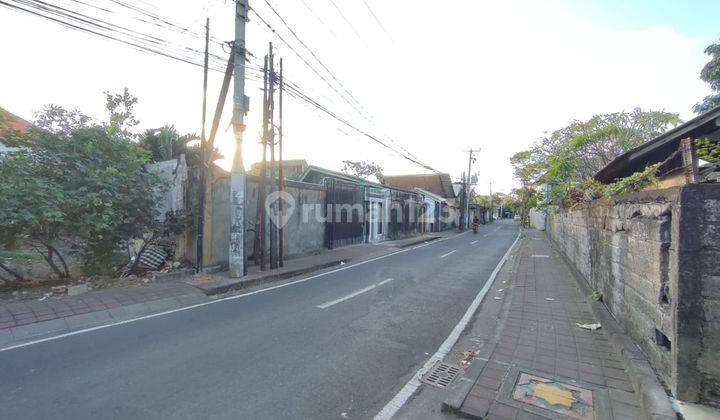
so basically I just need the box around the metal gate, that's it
[388,190,421,239]
[324,179,365,249]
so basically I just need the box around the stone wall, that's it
[547,184,720,406]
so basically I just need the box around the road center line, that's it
[471,240,478,244]
[317,278,394,309]
[316,285,377,309]
[377,278,394,286]
[439,250,456,258]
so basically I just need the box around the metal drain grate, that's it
[421,362,461,388]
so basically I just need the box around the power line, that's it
[260,0,368,116]
[328,0,370,49]
[263,1,422,165]
[3,0,440,173]
[282,79,440,173]
[248,6,370,122]
[360,0,393,42]
[297,0,336,38]
[0,0,264,77]
[249,2,433,171]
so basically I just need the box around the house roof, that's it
[0,107,31,134]
[414,187,446,203]
[383,173,456,199]
[250,159,308,171]
[595,105,720,183]
[300,165,386,188]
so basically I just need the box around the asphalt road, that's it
[0,220,518,420]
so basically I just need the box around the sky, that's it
[1,0,718,195]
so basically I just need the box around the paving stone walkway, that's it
[459,230,644,419]
[0,281,198,331]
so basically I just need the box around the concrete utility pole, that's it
[229,0,249,278]
[489,180,493,222]
[464,149,480,229]
[196,18,210,273]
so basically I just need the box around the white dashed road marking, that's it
[316,278,394,309]
[439,250,456,259]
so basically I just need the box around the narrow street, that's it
[0,221,518,420]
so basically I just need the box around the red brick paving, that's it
[0,282,196,331]
[459,231,644,419]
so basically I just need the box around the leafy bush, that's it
[0,125,163,281]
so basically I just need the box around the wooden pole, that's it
[278,58,285,267]
[268,46,277,269]
[254,53,269,270]
[681,137,699,184]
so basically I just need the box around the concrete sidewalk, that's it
[0,231,449,347]
[398,229,674,420]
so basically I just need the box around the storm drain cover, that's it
[421,362,461,388]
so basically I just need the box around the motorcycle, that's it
[472,222,479,234]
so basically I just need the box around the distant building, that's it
[382,173,459,229]
[0,107,31,154]
[249,159,309,179]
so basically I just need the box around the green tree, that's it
[510,109,679,208]
[105,87,139,138]
[34,104,90,137]
[341,160,384,183]
[694,40,720,114]
[0,125,163,280]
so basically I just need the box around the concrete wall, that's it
[547,184,720,406]
[209,174,326,268]
[148,156,188,260]
[529,208,547,230]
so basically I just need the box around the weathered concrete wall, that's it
[209,174,326,268]
[548,184,720,406]
[529,208,547,230]
[679,185,720,404]
[148,156,188,260]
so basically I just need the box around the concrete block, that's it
[64,310,113,330]
[107,303,151,321]
[11,318,69,340]
[144,297,182,313]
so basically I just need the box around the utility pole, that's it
[278,58,285,267]
[229,0,249,278]
[489,180,493,223]
[268,46,278,269]
[254,53,269,271]
[196,18,210,273]
[463,149,480,229]
[461,172,466,230]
